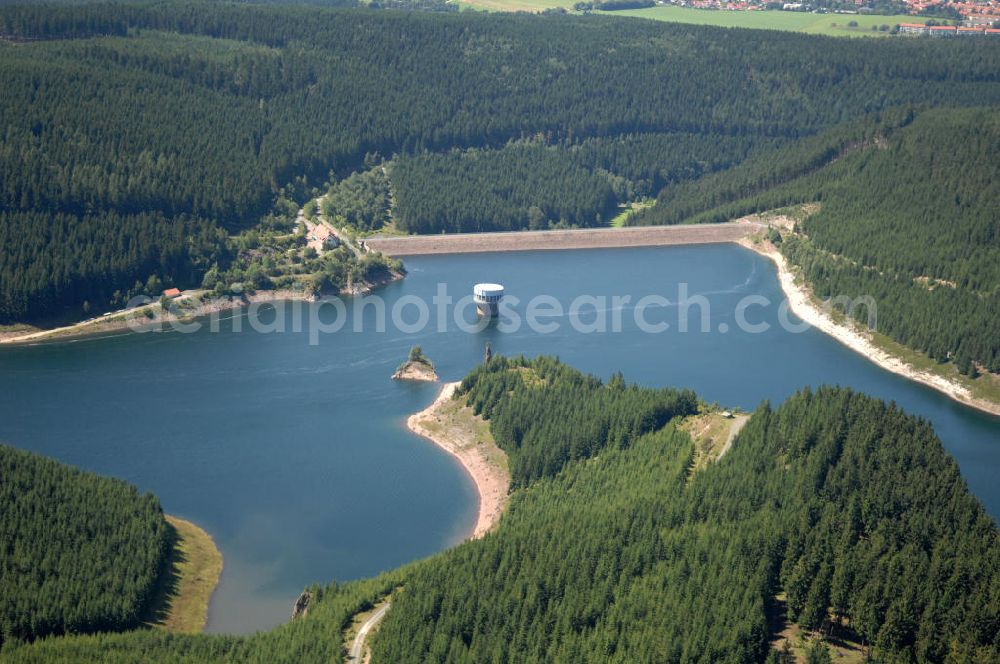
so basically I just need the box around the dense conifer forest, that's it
[7,359,999,662]
[3,2,1000,321]
[389,135,776,233]
[629,107,1000,376]
[3,3,1000,657]
[372,359,1000,662]
[458,356,698,485]
[0,445,171,647]
[320,167,392,232]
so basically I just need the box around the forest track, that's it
[717,415,750,460]
[347,600,390,662]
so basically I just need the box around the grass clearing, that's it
[0,322,41,339]
[455,0,568,10]
[770,594,868,663]
[603,7,821,30]
[423,394,510,474]
[514,365,548,388]
[420,390,510,478]
[680,410,748,476]
[610,199,655,228]
[598,7,929,36]
[455,0,938,38]
[146,515,223,634]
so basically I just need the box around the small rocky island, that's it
[392,346,438,382]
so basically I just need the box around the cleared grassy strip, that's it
[798,12,935,36]
[601,6,821,29]
[601,8,936,37]
[456,0,938,39]
[609,199,655,228]
[146,516,224,634]
[421,390,509,476]
[0,323,41,340]
[679,410,748,477]
[455,0,569,10]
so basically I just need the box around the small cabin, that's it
[162,288,182,299]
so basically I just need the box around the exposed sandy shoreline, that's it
[743,239,1000,418]
[0,269,402,346]
[6,225,994,419]
[0,289,314,345]
[406,382,509,540]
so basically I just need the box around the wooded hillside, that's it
[7,360,999,663]
[3,3,1000,321]
[0,445,170,647]
[373,361,1000,662]
[631,107,1000,376]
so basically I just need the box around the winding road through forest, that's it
[347,601,390,662]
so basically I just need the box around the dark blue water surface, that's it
[0,244,997,633]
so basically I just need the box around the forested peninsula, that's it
[0,445,171,647]
[5,357,999,662]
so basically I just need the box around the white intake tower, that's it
[474,283,504,318]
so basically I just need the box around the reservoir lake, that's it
[0,244,997,633]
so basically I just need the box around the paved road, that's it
[348,601,391,662]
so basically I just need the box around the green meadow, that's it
[457,0,937,38]
[602,7,934,36]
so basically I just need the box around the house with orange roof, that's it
[929,25,957,35]
[307,223,340,252]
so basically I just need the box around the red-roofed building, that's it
[162,288,182,298]
[987,28,1000,35]
[929,25,957,36]
[307,223,340,252]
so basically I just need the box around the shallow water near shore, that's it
[0,243,997,634]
